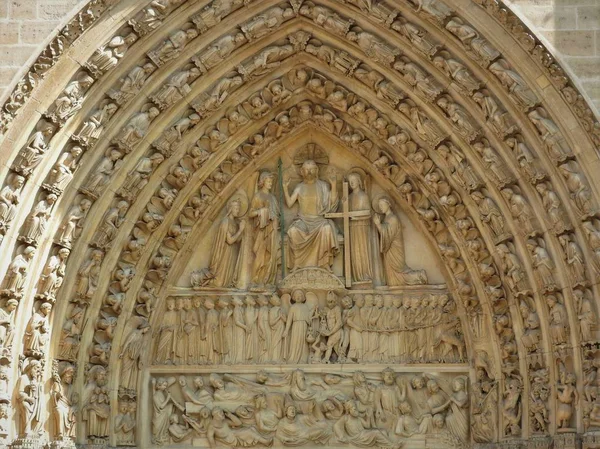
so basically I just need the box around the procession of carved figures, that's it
[149,369,470,448]
[151,291,465,367]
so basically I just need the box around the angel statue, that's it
[192,194,247,288]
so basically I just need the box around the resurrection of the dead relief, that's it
[0,0,598,448]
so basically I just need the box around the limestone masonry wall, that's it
[0,0,599,114]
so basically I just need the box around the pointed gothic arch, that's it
[0,0,598,448]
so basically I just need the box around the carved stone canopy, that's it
[0,0,598,447]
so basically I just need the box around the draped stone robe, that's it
[287,179,338,270]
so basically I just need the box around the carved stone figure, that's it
[71,103,118,146]
[114,107,160,151]
[0,174,25,234]
[108,62,156,104]
[393,59,442,101]
[559,161,595,217]
[194,196,246,288]
[557,373,578,429]
[81,148,123,198]
[194,33,246,73]
[471,191,506,241]
[149,28,198,65]
[347,171,372,283]
[58,305,84,361]
[114,400,136,446]
[75,249,103,301]
[154,298,179,364]
[347,30,400,65]
[285,290,311,363]
[249,172,280,287]
[12,121,55,176]
[20,193,57,245]
[0,299,17,350]
[392,19,439,56]
[559,234,587,286]
[92,201,129,249]
[299,4,353,36]
[51,362,77,440]
[473,92,517,136]
[36,248,69,300]
[490,59,538,108]
[85,33,137,77]
[151,67,200,110]
[241,7,294,40]
[535,182,570,234]
[373,197,427,285]
[284,160,339,270]
[527,239,556,292]
[45,146,83,193]
[56,198,92,247]
[547,294,568,344]
[445,17,500,65]
[119,319,150,391]
[23,302,51,358]
[83,366,110,439]
[16,360,44,437]
[433,55,480,93]
[529,108,574,162]
[1,246,35,298]
[47,73,94,124]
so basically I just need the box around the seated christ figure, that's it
[284,160,339,271]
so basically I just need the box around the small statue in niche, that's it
[119,318,150,391]
[23,302,52,358]
[36,248,69,300]
[82,365,110,439]
[51,362,77,440]
[56,198,92,247]
[284,289,311,364]
[12,120,55,177]
[372,196,427,286]
[149,28,199,66]
[47,73,94,124]
[249,171,279,288]
[80,148,123,198]
[347,170,372,284]
[75,249,103,301]
[16,359,44,438]
[114,107,160,151]
[44,146,83,193]
[0,173,25,234]
[191,194,247,288]
[86,33,137,77]
[20,193,57,245]
[557,372,578,429]
[108,62,156,104]
[0,299,17,350]
[1,246,36,299]
[71,102,118,147]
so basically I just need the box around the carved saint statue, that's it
[17,360,44,437]
[249,171,279,286]
[209,196,246,288]
[373,197,427,286]
[347,171,372,283]
[284,160,339,270]
[51,362,77,440]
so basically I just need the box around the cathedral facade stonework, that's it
[0,1,598,448]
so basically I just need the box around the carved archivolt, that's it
[0,0,597,447]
